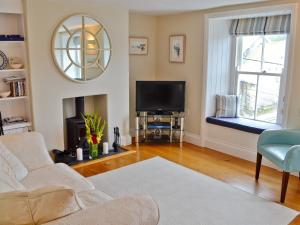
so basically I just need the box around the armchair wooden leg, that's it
[281,171,290,203]
[255,153,262,180]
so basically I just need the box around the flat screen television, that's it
[136,81,185,112]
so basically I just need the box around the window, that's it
[234,34,288,124]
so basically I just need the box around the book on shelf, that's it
[3,76,26,97]
[10,81,25,97]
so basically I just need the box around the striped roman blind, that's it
[230,14,291,36]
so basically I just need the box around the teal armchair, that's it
[256,129,300,203]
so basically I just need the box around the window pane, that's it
[238,36,263,72]
[238,74,257,119]
[256,76,281,123]
[263,35,286,74]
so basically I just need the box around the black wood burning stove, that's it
[66,97,86,150]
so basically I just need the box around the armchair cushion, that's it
[258,144,292,169]
[258,129,300,146]
[0,132,54,171]
[284,145,300,172]
[258,129,300,172]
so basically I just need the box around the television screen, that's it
[136,81,185,112]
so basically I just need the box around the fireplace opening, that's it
[63,95,108,150]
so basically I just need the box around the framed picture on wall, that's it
[169,34,186,63]
[129,37,148,55]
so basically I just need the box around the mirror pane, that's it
[85,17,102,34]
[63,16,83,33]
[66,64,83,80]
[86,49,99,66]
[54,50,72,71]
[97,29,110,50]
[86,66,103,80]
[54,27,70,49]
[53,15,111,82]
[69,31,82,49]
[68,49,82,67]
[99,50,111,68]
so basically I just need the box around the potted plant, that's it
[82,113,106,159]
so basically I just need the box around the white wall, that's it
[156,12,204,135]
[24,0,130,149]
[128,1,300,169]
[0,0,22,14]
[129,13,157,134]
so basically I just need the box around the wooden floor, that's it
[74,142,300,224]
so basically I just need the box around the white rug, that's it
[89,157,298,225]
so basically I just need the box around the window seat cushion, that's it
[206,117,281,134]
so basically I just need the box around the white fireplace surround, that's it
[24,0,131,149]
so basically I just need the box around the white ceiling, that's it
[80,0,267,15]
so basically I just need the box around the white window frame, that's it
[201,3,297,145]
[232,34,290,125]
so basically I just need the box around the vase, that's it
[89,143,99,159]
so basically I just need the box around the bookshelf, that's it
[0,2,32,135]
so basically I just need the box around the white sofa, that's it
[0,132,159,225]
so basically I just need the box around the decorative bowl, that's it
[0,91,11,98]
[10,64,23,69]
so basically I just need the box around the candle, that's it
[103,142,109,154]
[76,148,83,161]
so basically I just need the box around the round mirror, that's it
[52,15,112,82]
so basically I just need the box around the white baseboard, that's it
[205,137,257,162]
[130,128,299,176]
[184,131,202,146]
[184,133,299,176]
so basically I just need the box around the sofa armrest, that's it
[0,132,53,171]
[43,195,160,225]
[258,129,300,147]
[284,145,300,172]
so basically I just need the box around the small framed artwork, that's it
[169,34,186,63]
[129,37,148,55]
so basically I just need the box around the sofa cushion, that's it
[0,170,25,193]
[77,189,113,207]
[0,186,84,225]
[0,153,25,192]
[21,163,95,192]
[43,195,159,225]
[0,142,28,180]
[0,132,54,171]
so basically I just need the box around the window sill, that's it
[206,117,281,134]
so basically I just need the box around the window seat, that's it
[206,117,281,134]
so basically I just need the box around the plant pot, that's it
[89,143,99,159]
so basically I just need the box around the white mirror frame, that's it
[52,14,112,83]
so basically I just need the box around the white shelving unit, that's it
[0,69,25,73]
[0,2,32,135]
[0,96,28,102]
